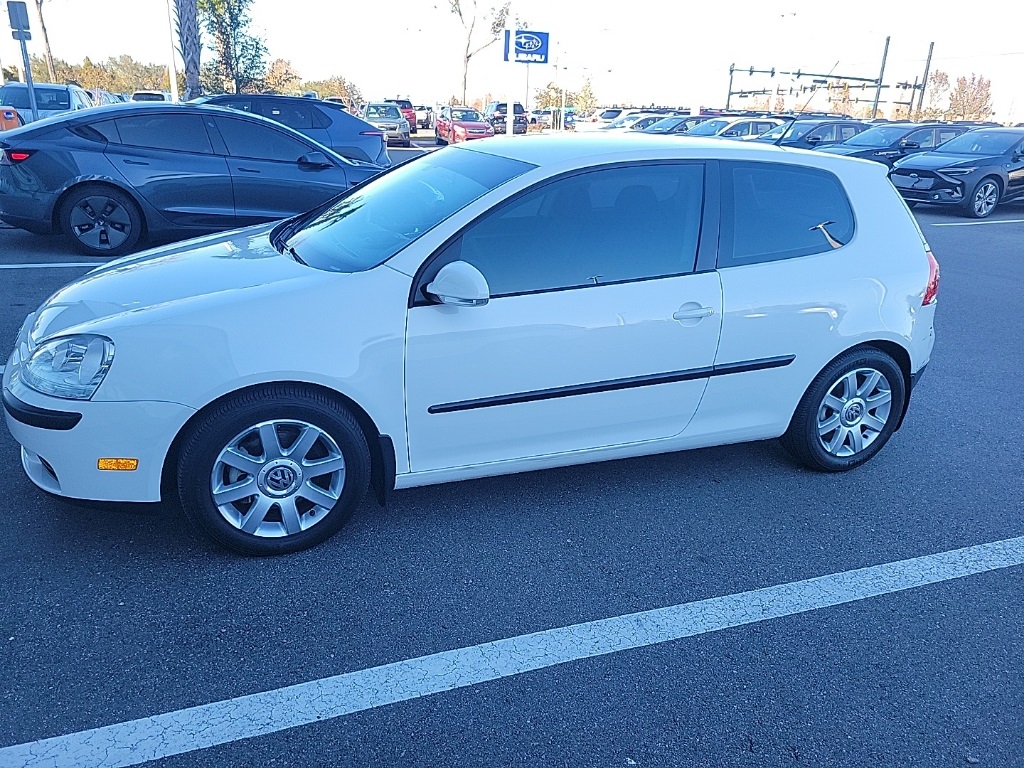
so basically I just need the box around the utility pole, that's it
[726,64,735,110]
[871,36,890,119]
[916,41,934,117]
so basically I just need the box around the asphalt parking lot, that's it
[1,190,1023,766]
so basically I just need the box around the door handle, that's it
[122,159,149,166]
[673,306,715,320]
[236,167,261,174]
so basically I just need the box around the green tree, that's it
[198,0,267,94]
[575,78,597,113]
[2,65,19,82]
[174,0,203,99]
[948,74,993,121]
[533,81,576,109]
[300,75,363,106]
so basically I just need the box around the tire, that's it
[435,133,447,146]
[780,348,906,472]
[176,385,371,556]
[403,135,412,148]
[963,176,1001,219]
[59,184,143,257]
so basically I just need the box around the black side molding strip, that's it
[3,387,83,431]
[428,355,795,415]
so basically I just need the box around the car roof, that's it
[455,133,892,174]
[1,81,72,90]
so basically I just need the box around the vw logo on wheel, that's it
[515,33,543,52]
[266,466,296,492]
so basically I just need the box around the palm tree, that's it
[33,0,56,82]
[174,0,202,99]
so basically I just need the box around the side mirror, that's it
[899,141,920,150]
[425,261,490,307]
[298,151,332,167]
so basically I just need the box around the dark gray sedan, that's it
[0,103,384,256]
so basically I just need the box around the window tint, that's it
[838,124,862,141]
[214,116,311,161]
[936,128,960,144]
[73,118,120,143]
[721,162,854,268]
[216,97,254,112]
[1,86,70,110]
[256,100,315,130]
[455,164,705,297]
[905,128,936,148]
[806,124,837,142]
[113,114,213,153]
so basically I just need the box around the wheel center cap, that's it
[258,459,301,497]
[842,399,865,426]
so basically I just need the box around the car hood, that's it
[27,224,319,342]
[453,120,492,130]
[894,152,998,171]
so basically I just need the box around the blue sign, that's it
[503,30,550,64]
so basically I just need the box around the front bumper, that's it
[491,121,528,135]
[891,172,965,204]
[3,369,196,502]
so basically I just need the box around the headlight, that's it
[939,167,976,176]
[22,335,114,400]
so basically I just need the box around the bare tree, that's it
[448,0,520,105]
[916,70,950,121]
[33,0,56,82]
[174,0,203,99]
[948,73,994,121]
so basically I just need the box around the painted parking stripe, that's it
[3,535,1023,768]
[0,262,96,269]
[929,218,1024,226]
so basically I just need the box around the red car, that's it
[388,98,418,134]
[434,105,495,145]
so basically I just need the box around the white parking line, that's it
[0,262,96,269]
[3,535,1023,768]
[930,218,1024,227]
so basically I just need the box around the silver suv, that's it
[0,82,94,123]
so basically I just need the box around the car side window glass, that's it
[455,164,705,297]
[720,162,855,268]
[906,128,935,148]
[257,100,315,130]
[218,98,254,112]
[214,117,311,161]
[807,125,837,142]
[839,125,861,141]
[936,129,959,144]
[113,114,214,154]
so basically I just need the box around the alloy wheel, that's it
[816,368,893,457]
[973,181,999,217]
[210,419,347,538]
[68,195,133,251]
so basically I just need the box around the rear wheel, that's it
[964,177,1001,218]
[177,385,370,555]
[435,132,447,146]
[59,184,143,257]
[780,348,906,472]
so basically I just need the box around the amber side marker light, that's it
[97,458,139,471]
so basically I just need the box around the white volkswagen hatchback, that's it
[3,135,938,555]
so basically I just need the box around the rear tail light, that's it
[923,250,939,306]
[2,149,32,164]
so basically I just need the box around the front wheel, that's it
[176,385,370,555]
[964,177,1000,218]
[780,348,906,472]
[59,184,143,257]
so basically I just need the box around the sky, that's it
[1,0,1021,121]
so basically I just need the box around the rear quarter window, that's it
[719,162,855,268]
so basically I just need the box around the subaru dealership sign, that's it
[503,30,550,64]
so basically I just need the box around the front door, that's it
[210,115,351,225]
[404,162,723,472]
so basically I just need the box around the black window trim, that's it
[408,159,719,308]
[716,159,857,270]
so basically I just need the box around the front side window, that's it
[905,128,936,148]
[285,148,534,273]
[113,114,213,154]
[452,163,705,297]
[214,117,311,161]
[720,162,855,268]
[806,124,837,142]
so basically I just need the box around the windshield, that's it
[132,93,166,102]
[452,109,483,121]
[644,117,686,133]
[366,105,401,119]
[933,131,1023,155]
[1,87,71,110]
[686,119,731,136]
[285,148,534,272]
[599,109,622,120]
[844,125,913,147]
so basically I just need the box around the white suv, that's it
[3,135,937,555]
